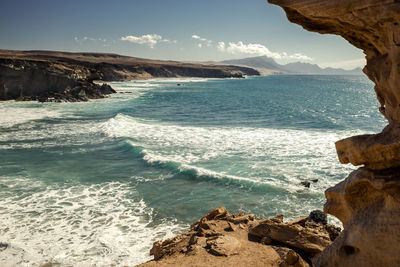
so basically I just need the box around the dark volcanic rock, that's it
[0,242,8,252]
[0,58,115,102]
[300,181,311,188]
[307,210,327,225]
[0,50,259,102]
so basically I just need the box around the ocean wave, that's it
[122,140,276,188]
[130,77,220,83]
[102,113,364,191]
[0,105,61,129]
[0,118,102,150]
[0,178,185,267]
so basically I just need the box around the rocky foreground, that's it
[0,50,259,102]
[139,207,340,267]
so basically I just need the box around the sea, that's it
[0,75,386,266]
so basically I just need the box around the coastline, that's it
[0,49,259,102]
[0,74,384,266]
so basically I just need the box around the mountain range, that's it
[220,56,363,75]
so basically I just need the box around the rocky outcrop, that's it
[314,167,400,266]
[268,0,400,266]
[140,207,340,267]
[0,50,259,102]
[0,58,115,102]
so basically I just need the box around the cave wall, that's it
[268,1,400,266]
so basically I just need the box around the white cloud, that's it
[121,34,175,48]
[192,34,212,47]
[224,41,312,61]
[282,52,312,61]
[160,39,177,44]
[74,36,107,43]
[83,36,97,41]
[217,42,225,52]
[74,36,110,45]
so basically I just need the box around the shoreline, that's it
[0,49,259,102]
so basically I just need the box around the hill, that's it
[221,56,363,75]
[0,50,259,102]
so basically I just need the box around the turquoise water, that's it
[0,75,386,266]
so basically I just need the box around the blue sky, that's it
[0,0,365,69]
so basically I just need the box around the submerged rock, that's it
[0,242,8,252]
[300,181,311,188]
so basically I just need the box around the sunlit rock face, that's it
[268,0,400,266]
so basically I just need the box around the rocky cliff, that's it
[268,0,400,266]
[139,207,340,267]
[0,57,115,102]
[0,50,259,102]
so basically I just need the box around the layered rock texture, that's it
[268,0,400,266]
[139,207,340,267]
[0,50,259,102]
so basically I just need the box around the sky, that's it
[0,0,365,69]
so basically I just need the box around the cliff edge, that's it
[268,0,400,266]
[139,207,340,267]
[0,50,259,102]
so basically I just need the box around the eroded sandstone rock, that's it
[141,207,339,266]
[314,168,400,266]
[207,235,241,256]
[268,0,400,169]
[279,249,310,267]
[336,124,400,170]
[249,215,337,257]
[268,1,400,266]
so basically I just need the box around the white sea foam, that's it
[139,145,267,185]
[102,114,365,191]
[0,178,185,267]
[0,105,61,128]
[130,77,219,83]
[0,118,102,149]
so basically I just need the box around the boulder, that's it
[249,218,332,257]
[307,210,327,225]
[207,235,241,256]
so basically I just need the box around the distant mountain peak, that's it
[220,56,363,75]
